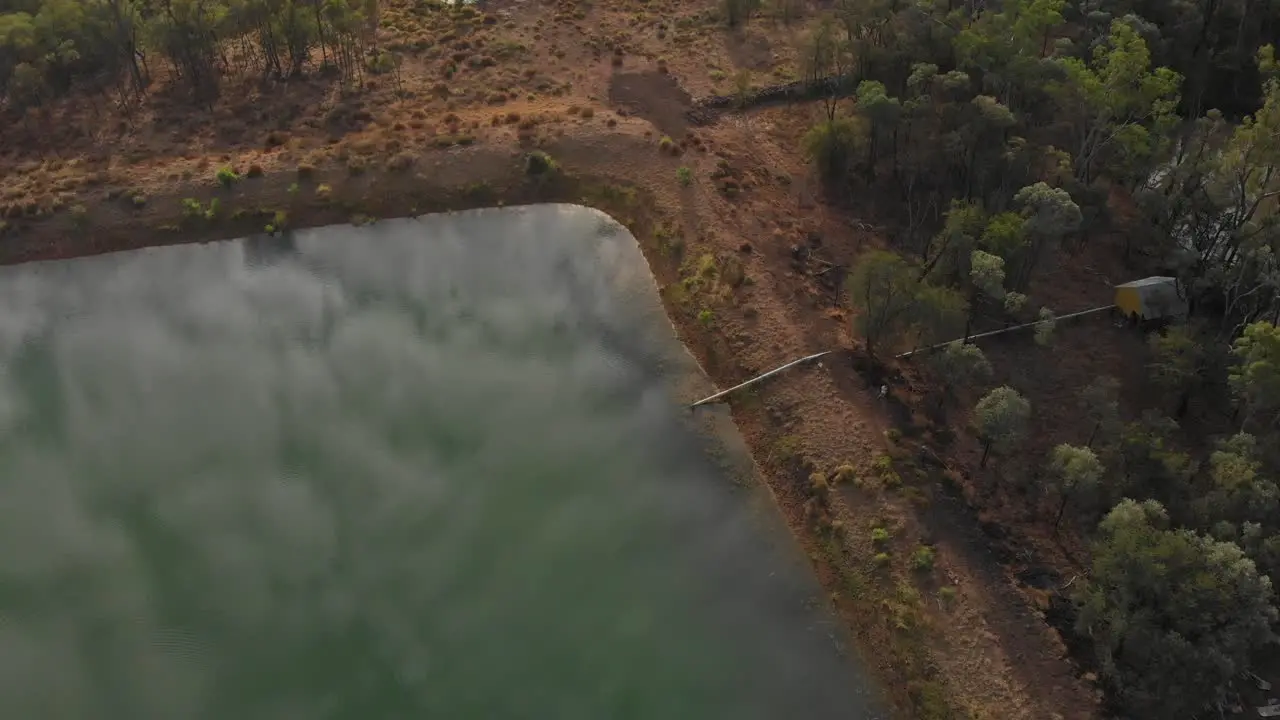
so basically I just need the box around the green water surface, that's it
[0,205,884,720]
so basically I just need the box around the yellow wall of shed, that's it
[1115,287,1143,316]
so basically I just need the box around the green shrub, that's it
[180,197,203,219]
[180,198,220,223]
[808,472,830,499]
[367,50,396,74]
[833,464,857,485]
[216,167,240,188]
[771,434,802,463]
[697,308,715,326]
[871,527,891,546]
[910,545,936,571]
[872,454,894,475]
[676,166,693,186]
[525,150,558,176]
[873,552,891,567]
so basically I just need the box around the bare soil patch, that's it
[608,70,694,137]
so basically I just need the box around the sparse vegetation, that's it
[179,197,219,225]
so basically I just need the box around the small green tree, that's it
[1078,375,1122,449]
[1200,433,1279,529]
[921,199,986,282]
[1077,499,1278,718]
[1046,443,1104,530]
[1230,321,1280,432]
[974,386,1031,467]
[1119,411,1199,514]
[929,342,992,409]
[1148,324,1204,418]
[854,80,901,174]
[847,250,919,358]
[1033,307,1057,346]
[1010,182,1082,287]
[803,116,866,188]
[979,211,1028,264]
[969,250,1007,300]
[964,249,1014,340]
[911,284,968,350]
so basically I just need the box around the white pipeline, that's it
[894,304,1116,360]
[689,350,833,408]
[688,304,1114,408]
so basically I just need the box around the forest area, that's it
[4,0,1280,717]
[790,0,1280,715]
[0,0,385,113]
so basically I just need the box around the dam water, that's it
[0,205,885,719]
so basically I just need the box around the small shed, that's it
[1114,276,1187,321]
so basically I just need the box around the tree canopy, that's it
[974,386,1031,466]
[1078,499,1278,717]
[1,0,380,106]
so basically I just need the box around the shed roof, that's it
[1116,276,1177,289]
